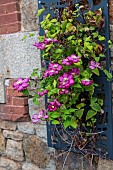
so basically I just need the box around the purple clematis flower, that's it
[81,79,93,86]
[48,99,61,112]
[62,58,71,66]
[68,54,81,63]
[59,89,69,95]
[33,41,45,50]
[89,61,101,70]
[13,78,30,92]
[58,72,74,89]
[62,54,81,66]
[37,90,48,97]
[68,68,80,76]
[44,38,58,44]
[33,38,58,50]
[43,62,62,78]
[32,110,49,123]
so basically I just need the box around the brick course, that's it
[0,79,30,122]
[0,0,21,34]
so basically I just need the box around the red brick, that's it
[0,24,7,34]
[0,5,6,15]
[6,88,24,97]
[12,114,30,121]
[7,22,21,33]
[12,97,28,106]
[6,2,20,13]
[0,12,21,25]
[0,105,29,115]
[6,95,13,105]
[0,0,17,5]
[0,113,12,121]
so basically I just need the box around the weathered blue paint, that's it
[38,0,113,159]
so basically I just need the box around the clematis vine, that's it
[68,68,80,76]
[32,110,48,123]
[13,78,29,92]
[81,79,93,86]
[33,38,58,50]
[44,38,58,44]
[33,41,45,50]
[89,61,101,70]
[59,89,69,95]
[37,90,48,97]
[43,62,62,78]
[62,54,81,66]
[48,99,61,112]
[58,72,74,89]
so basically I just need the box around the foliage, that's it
[30,5,112,130]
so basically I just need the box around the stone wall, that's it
[0,120,55,170]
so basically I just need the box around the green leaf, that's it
[89,26,95,31]
[103,69,112,80]
[92,32,98,38]
[69,108,76,113]
[74,84,82,88]
[76,103,85,109]
[108,40,112,44]
[53,80,57,88]
[22,89,29,96]
[62,109,70,115]
[38,8,45,16]
[98,35,105,41]
[63,119,70,129]
[46,85,52,91]
[51,112,60,118]
[52,120,60,125]
[98,98,103,106]
[92,68,100,76]
[87,45,93,51]
[51,19,57,22]
[71,117,77,129]
[62,20,67,32]
[75,109,84,119]
[91,97,97,104]
[62,114,68,120]
[66,23,73,31]
[55,49,63,54]
[90,103,101,112]
[45,14,50,19]
[33,98,40,106]
[86,110,97,120]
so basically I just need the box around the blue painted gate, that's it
[38,0,113,159]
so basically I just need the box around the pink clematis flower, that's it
[13,78,29,92]
[81,79,93,86]
[48,99,61,112]
[33,41,45,50]
[59,89,69,95]
[32,110,49,123]
[44,38,58,44]
[68,68,80,76]
[43,62,62,78]
[62,54,81,66]
[37,90,48,97]
[58,72,74,89]
[89,61,101,70]
[33,38,58,50]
